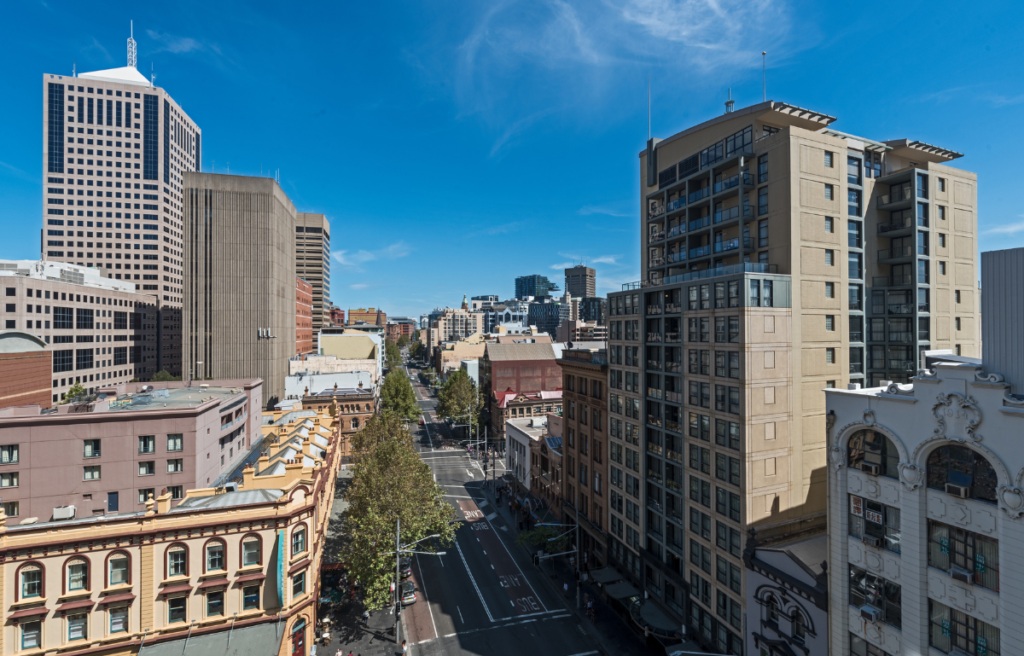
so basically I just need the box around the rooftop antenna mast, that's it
[128,20,137,68]
[73,60,76,77]
[647,74,651,140]
[762,51,767,102]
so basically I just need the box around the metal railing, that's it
[667,252,686,263]
[666,197,686,213]
[689,215,711,231]
[888,303,914,315]
[872,275,914,287]
[877,216,914,234]
[668,225,686,238]
[889,331,915,343]
[713,205,741,224]
[850,363,863,373]
[688,187,711,203]
[878,186,913,207]
[878,245,914,261]
[690,245,712,258]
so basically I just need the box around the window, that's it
[848,430,899,478]
[83,439,100,458]
[292,526,307,555]
[167,459,183,473]
[167,434,183,451]
[21,565,42,598]
[939,261,947,275]
[849,495,901,553]
[168,485,183,499]
[849,565,901,629]
[848,188,861,216]
[938,205,946,221]
[826,348,835,364]
[168,596,187,623]
[825,315,835,331]
[84,465,100,480]
[138,435,155,453]
[929,599,1000,656]
[825,249,834,266]
[139,461,154,476]
[243,585,261,610]
[824,184,834,200]
[824,151,834,167]
[848,219,862,248]
[716,589,742,631]
[4,501,19,516]
[0,473,18,488]
[939,233,946,248]
[955,290,961,304]
[292,571,306,598]
[758,186,768,215]
[938,177,946,192]
[168,547,187,577]
[825,282,835,298]
[109,554,129,585]
[927,445,998,503]
[0,444,18,463]
[206,542,225,571]
[21,619,42,649]
[757,154,768,183]
[690,540,712,574]
[110,607,128,633]
[928,520,999,592]
[139,488,154,504]
[68,560,88,591]
[206,589,224,616]
[689,508,711,539]
[716,521,742,558]
[824,216,834,233]
[716,487,741,522]
[242,537,261,567]
[68,612,88,641]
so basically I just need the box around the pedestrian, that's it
[362,610,369,626]
[402,640,408,654]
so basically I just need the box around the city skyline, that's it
[2,2,1024,321]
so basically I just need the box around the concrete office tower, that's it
[43,35,200,376]
[295,212,331,346]
[565,265,596,298]
[1,259,158,403]
[625,100,979,652]
[182,174,296,407]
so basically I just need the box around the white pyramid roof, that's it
[79,66,152,87]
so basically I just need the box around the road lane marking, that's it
[576,625,586,635]
[413,553,438,641]
[485,513,497,521]
[455,540,494,622]
[566,652,599,656]
[457,606,464,624]
[482,510,548,612]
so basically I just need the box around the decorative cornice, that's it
[932,392,983,443]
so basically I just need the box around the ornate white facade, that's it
[825,359,1024,656]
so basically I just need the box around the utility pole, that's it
[395,518,401,644]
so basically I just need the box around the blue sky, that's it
[2,1,1023,320]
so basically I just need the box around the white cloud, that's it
[985,219,1024,235]
[550,261,577,270]
[349,283,369,290]
[578,204,631,218]
[592,255,620,265]
[146,30,204,54]
[331,241,412,271]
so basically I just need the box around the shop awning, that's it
[604,581,640,600]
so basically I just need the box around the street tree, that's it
[384,339,402,370]
[151,369,181,382]
[515,525,571,553]
[60,382,87,404]
[380,371,420,419]
[408,341,424,359]
[341,412,455,610]
[396,335,410,348]
[436,368,483,430]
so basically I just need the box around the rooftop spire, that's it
[127,20,137,68]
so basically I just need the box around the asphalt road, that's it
[398,357,602,656]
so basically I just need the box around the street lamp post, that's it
[385,520,445,644]
[536,519,581,610]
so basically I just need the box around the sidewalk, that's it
[480,482,671,656]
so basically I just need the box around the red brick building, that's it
[347,307,386,326]
[482,342,563,439]
[0,331,51,410]
[296,277,313,355]
[330,306,345,327]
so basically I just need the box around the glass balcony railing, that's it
[647,305,662,315]
[668,225,686,238]
[689,216,711,231]
[647,388,663,400]
[918,331,931,341]
[665,390,683,403]
[849,331,863,342]
[872,275,914,287]
[918,303,930,313]
[878,246,914,261]
[888,303,914,315]
[877,216,914,235]
[712,205,741,224]
[850,362,863,373]
[688,187,711,203]
[878,187,913,207]
[689,245,712,258]
[667,252,686,263]
[713,237,752,254]
[889,331,915,343]
[666,197,686,213]
[889,359,916,372]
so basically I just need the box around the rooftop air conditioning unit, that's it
[861,463,881,476]
[53,505,76,520]
[945,483,971,498]
[949,566,972,584]
[862,535,881,548]
[860,606,883,623]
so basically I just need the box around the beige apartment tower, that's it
[295,212,331,348]
[182,173,296,407]
[43,37,200,376]
[608,99,980,654]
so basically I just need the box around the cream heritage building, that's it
[823,248,1024,656]
[42,31,200,376]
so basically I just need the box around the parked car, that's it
[418,418,424,426]
[400,581,417,605]
[399,557,413,579]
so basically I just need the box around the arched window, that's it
[927,445,998,503]
[766,596,779,623]
[205,540,225,572]
[107,551,130,586]
[241,534,262,567]
[351,418,359,430]
[19,563,43,600]
[291,526,307,556]
[166,543,188,578]
[848,430,899,478]
[66,557,89,593]
[792,611,806,643]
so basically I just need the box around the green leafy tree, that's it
[397,335,410,348]
[436,369,482,428]
[515,525,571,553]
[384,339,402,370]
[380,371,420,420]
[151,369,181,382]
[341,412,455,610]
[408,342,424,359]
[60,382,88,405]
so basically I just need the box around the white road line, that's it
[566,652,599,656]
[548,614,571,620]
[466,469,474,477]
[575,625,586,636]
[414,553,438,641]
[485,513,497,521]
[483,510,548,612]
[457,606,464,624]
[455,540,494,622]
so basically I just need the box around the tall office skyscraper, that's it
[515,274,559,299]
[182,173,297,407]
[564,265,596,298]
[603,99,979,654]
[42,31,200,376]
[295,212,331,347]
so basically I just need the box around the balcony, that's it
[689,216,711,231]
[665,449,683,463]
[668,225,686,239]
[713,237,752,254]
[850,362,864,373]
[872,275,914,287]
[712,172,751,194]
[877,245,914,263]
[712,205,741,224]
[647,470,663,484]
[665,361,682,373]
[918,330,931,341]
[667,252,686,264]
[649,205,665,219]
[887,303,914,315]
[665,303,681,313]
[688,187,711,203]
[647,305,663,315]
[666,197,686,214]
[649,230,666,243]
[689,245,712,259]
[649,256,665,267]
[646,332,663,342]
[664,332,681,343]
[648,388,664,400]
[647,359,662,370]
[878,186,914,209]
[665,419,682,433]
[849,331,864,343]
[889,331,915,344]
[665,390,683,403]
[888,360,916,372]
[877,216,915,237]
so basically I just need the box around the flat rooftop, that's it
[104,386,244,413]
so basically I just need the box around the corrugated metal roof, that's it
[485,342,556,361]
[173,489,283,510]
[137,619,284,655]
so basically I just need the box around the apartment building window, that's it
[848,430,899,478]
[824,184,834,200]
[918,202,929,226]
[168,485,183,499]
[84,466,100,480]
[715,419,740,450]
[689,412,710,441]
[937,177,946,192]
[847,156,861,185]
[167,433,183,451]
[955,290,961,304]
[825,282,835,298]
[929,600,1000,656]
[168,459,183,473]
[717,556,742,594]
[939,261,947,276]
[690,476,711,508]
[849,565,902,629]
[825,315,835,331]
[690,572,711,606]
[928,520,999,591]
[825,249,834,266]
[689,444,710,474]
[917,172,928,198]
[139,488,154,504]
[848,189,861,216]
[1,445,19,464]
[825,216,834,233]
[715,454,741,486]
[849,495,901,553]
[757,219,769,248]
[728,316,739,342]
[716,487,741,521]
[758,186,768,215]
[138,461,154,476]
[138,435,155,454]
[938,205,946,221]
[716,522,742,558]
[850,284,863,311]
[826,348,835,364]
[689,508,711,539]
[1,472,19,487]
[939,233,946,248]
[848,219,862,248]
[927,445,997,503]
[824,151,834,167]
[716,590,743,631]
[757,154,768,183]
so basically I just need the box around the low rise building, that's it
[0,259,158,403]
[531,413,563,520]
[0,379,262,521]
[0,331,51,410]
[556,319,609,343]
[506,416,546,493]
[317,332,383,383]
[347,307,385,326]
[434,339,487,379]
[482,342,563,441]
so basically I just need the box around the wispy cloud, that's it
[0,160,37,183]
[551,253,621,268]
[470,220,526,237]
[592,255,620,265]
[349,283,369,290]
[550,261,577,270]
[988,94,1024,108]
[332,241,412,271]
[146,30,204,54]
[985,219,1024,235]
[490,108,555,157]
[578,204,632,218]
